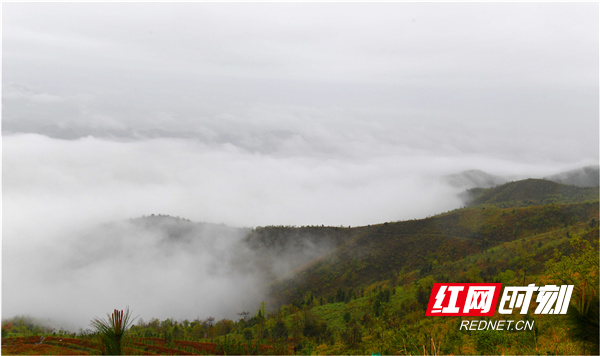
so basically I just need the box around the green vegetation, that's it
[465,178,599,208]
[2,179,598,354]
[90,308,136,355]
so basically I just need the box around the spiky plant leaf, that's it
[91,307,136,355]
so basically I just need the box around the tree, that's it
[172,324,183,339]
[341,318,362,348]
[466,266,483,283]
[270,317,289,340]
[546,235,599,353]
[302,310,331,344]
[258,301,266,320]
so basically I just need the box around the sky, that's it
[2,2,599,329]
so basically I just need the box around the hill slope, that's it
[3,178,599,356]
[266,179,598,307]
[463,178,598,208]
[269,201,598,306]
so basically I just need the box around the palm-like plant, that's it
[91,308,136,355]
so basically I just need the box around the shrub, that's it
[91,308,136,355]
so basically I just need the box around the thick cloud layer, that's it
[3,3,598,165]
[3,133,594,330]
[2,2,598,330]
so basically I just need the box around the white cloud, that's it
[2,1,598,330]
[3,3,597,164]
[2,129,595,329]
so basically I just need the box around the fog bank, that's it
[4,134,595,329]
[3,2,598,331]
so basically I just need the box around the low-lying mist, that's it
[2,214,339,331]
[3,133,595,330]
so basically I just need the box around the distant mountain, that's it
[443,165,600,192]
[442,170,508,189]
[128,214,246,242]
[102,214,350,284]
[464,178,599,208]
[545,165,599,187]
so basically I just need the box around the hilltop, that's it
[443,165,599,190]
[463,178,598,208]
[267,199,598,307]
[545,165,599,187]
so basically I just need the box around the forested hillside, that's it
[464,178,598,208]
[3,179,598,355]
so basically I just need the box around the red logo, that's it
[425,283,502,316]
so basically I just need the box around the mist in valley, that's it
[2,2,598,331]
[2,209,344,331]
[4,134,595,330]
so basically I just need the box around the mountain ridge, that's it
[118,178,598,309]
[544,165,599,187]
[443,165,599,190]
[464,178,599,208]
